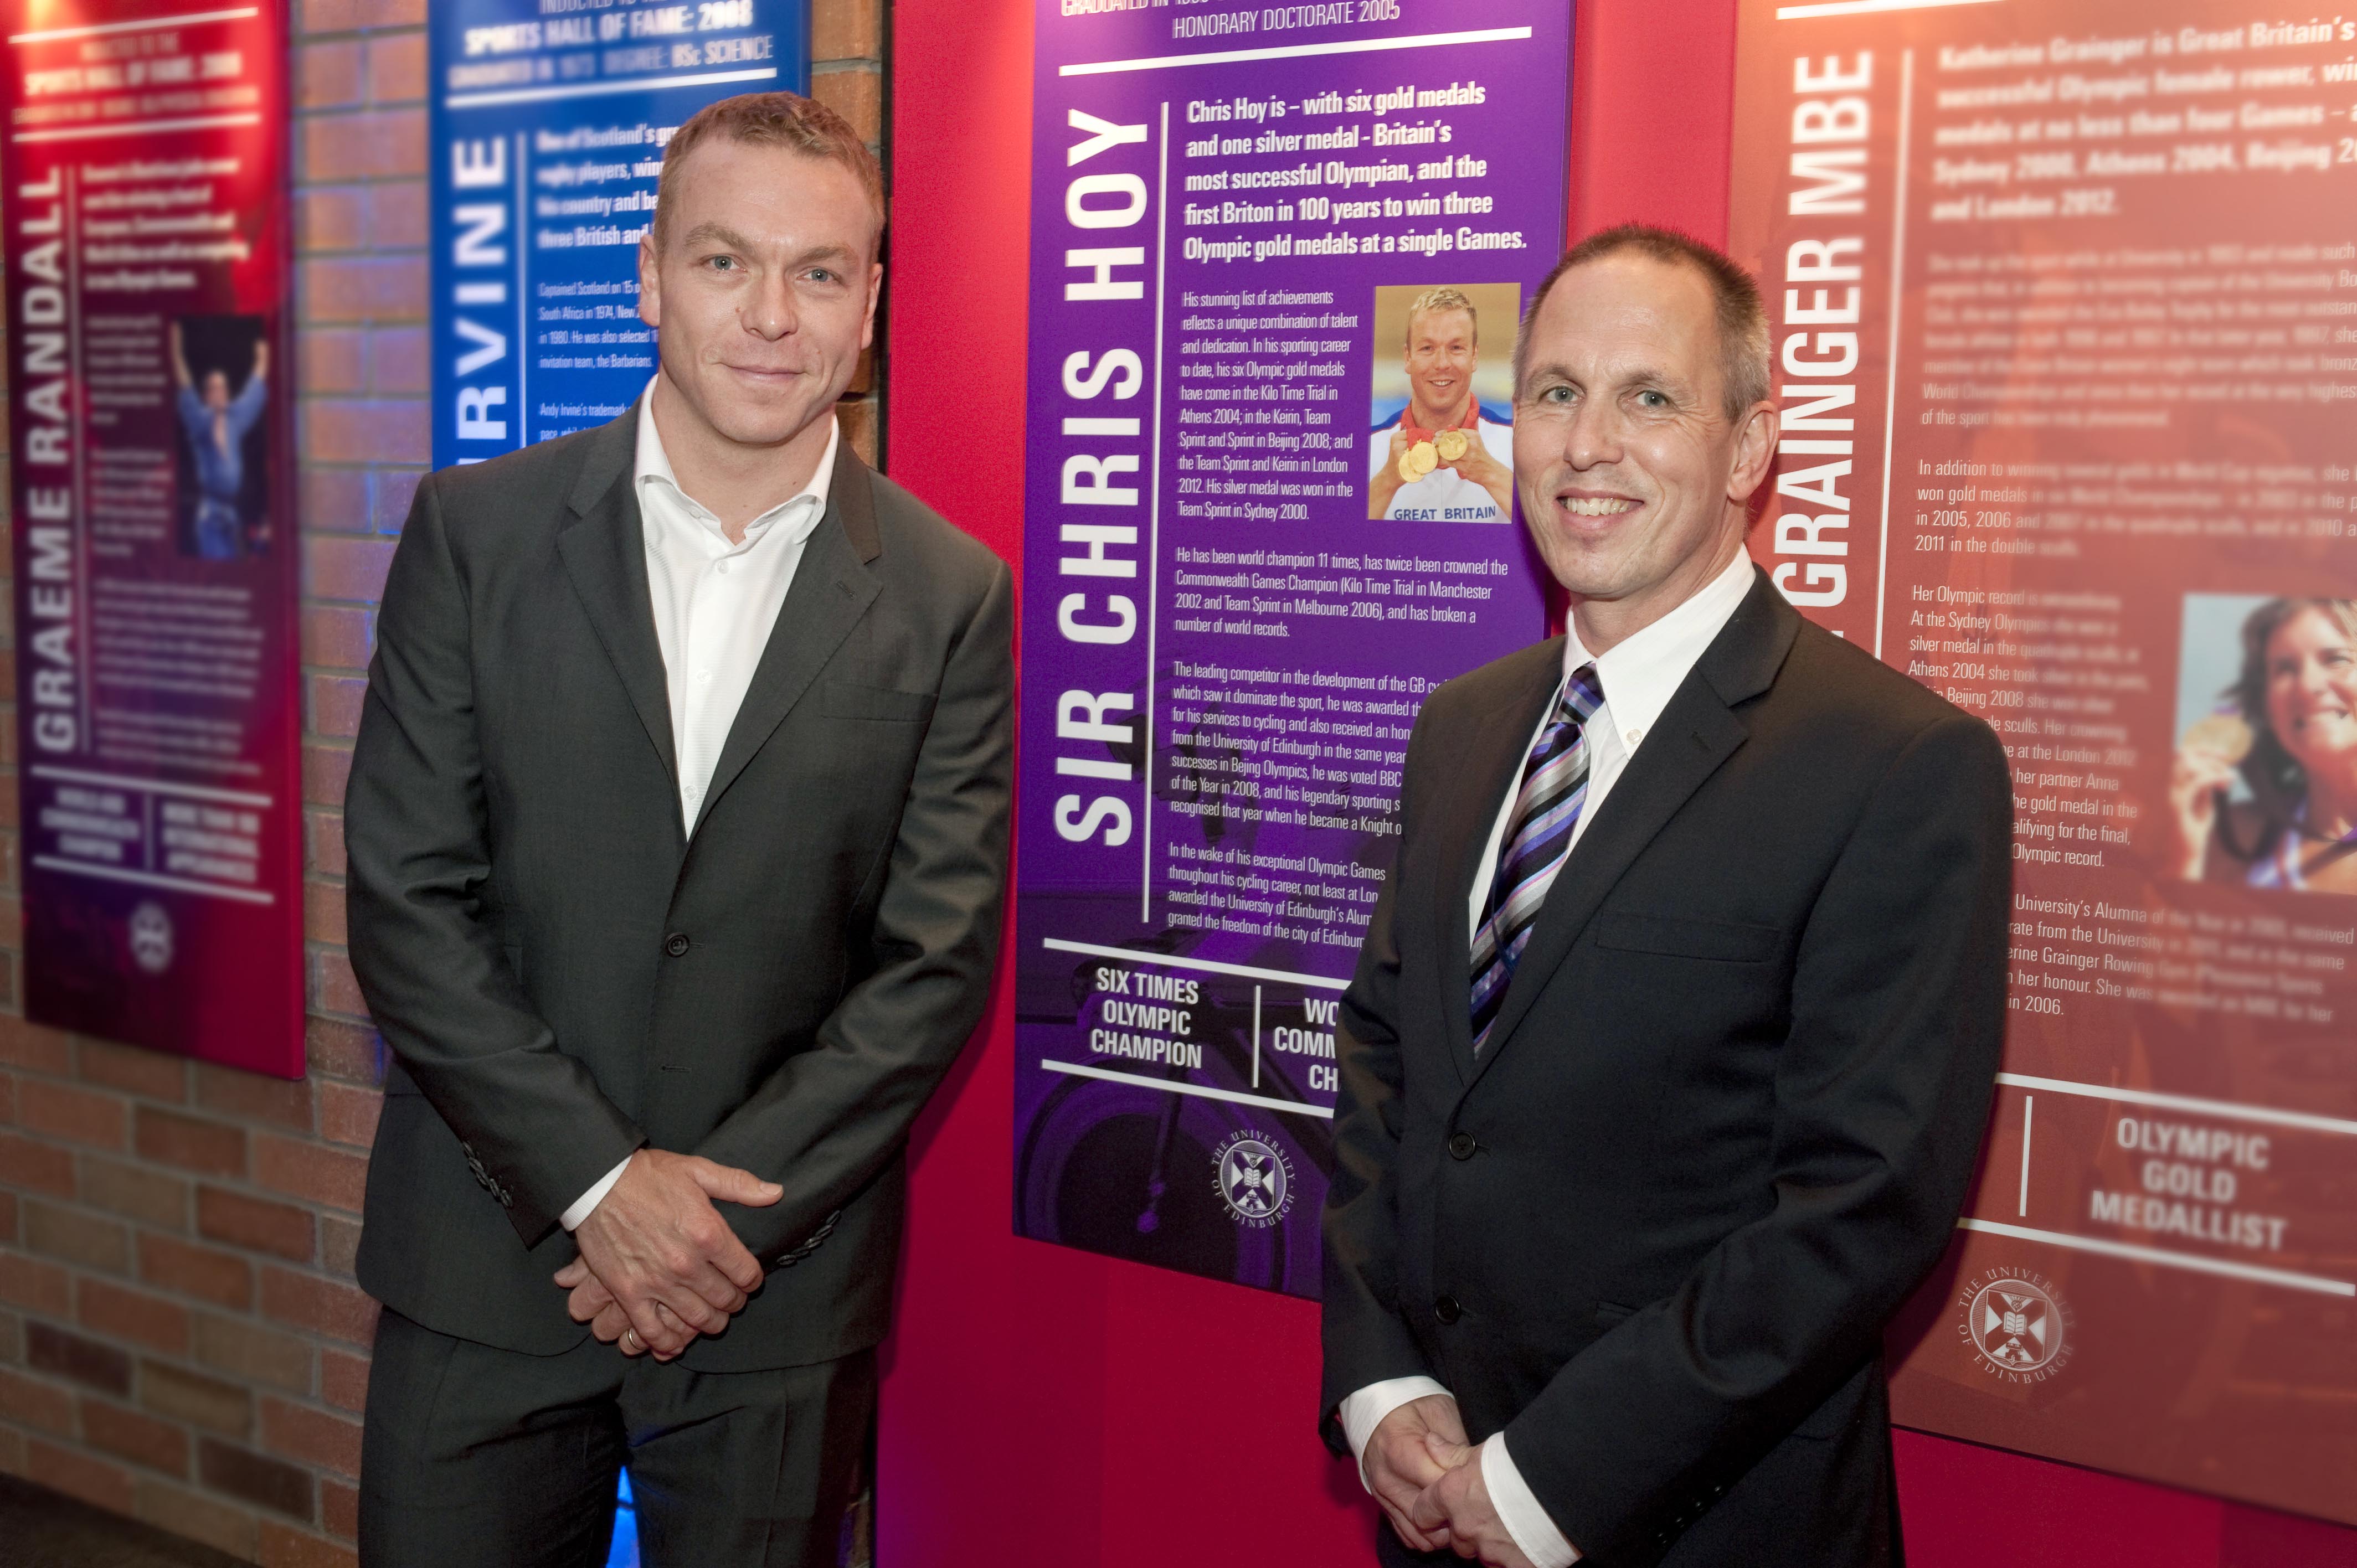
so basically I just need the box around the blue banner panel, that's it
[429,0,809,468]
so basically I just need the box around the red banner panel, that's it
[4,0,302,1076]
[1733,0,2357,1528]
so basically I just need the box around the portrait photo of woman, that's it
[2170,596,2357,896]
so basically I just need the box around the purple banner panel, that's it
[1013,1,1572,1297]
[4,0,305,1076]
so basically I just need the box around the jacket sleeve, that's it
[1502,711,2013,1561]
[691,557,1015,1263]
[344,473,646,1245]
[1320,697,1444,1452]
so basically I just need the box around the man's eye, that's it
[1638,390,1668,408]
[1538,385,1573,405]
[807,268,837,283]
[706,256,739,271]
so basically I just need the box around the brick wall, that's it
[0,3,888,1561]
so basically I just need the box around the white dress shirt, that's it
[558,381,841,1233]
[1340,548,1758,1566]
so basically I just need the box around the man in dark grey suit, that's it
[346,93,1010,1566]
[1321,226,2011,1566]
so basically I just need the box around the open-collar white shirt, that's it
[1343,546,1759,1568]
[557,381,840,1233]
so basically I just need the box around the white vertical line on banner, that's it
[1141,100,1170,921]
[515,133,531,452]
[1251,985,1262,1089]
[2018,1095,2033,1216]
[65,164,92,750]
[1871,48,1912,662]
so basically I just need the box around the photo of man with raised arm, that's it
[1321,225,2013,1567]
[346,92,1012,1567]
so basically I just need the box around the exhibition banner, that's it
[3,0,303,1074]
[429,0,806,468]
[1012,2,1567,1296]
[1731,0,2357,1524]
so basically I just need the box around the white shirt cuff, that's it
[1337,1376,1454,1490]
[1483,1432,1579,1567]
[559,1154,634,1231]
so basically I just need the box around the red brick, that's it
[260,1269,378,1347]
[0,893,18,946]
[317,1085,380,1151]
[301,0,425,37]
[367,32,425,102]
[299,325,367,394]
[76,1040,188,1102]
[301,605,376,670]
[262,1397,363,1478]
[306,811,351,881]
[369,179,428,249]
[135,1108,247,1177]
[321,1477,359,1541]
[261,1521,358,1568]
[306,399,431,466]
[302,533,397,601]
[0,1131,76,1195]
[81,1395,191,1475]
[0,1015,73,1074]
[18,1078,128,1149]
[81,1158,190,1231]
[841,398,878,467]
[138,1234,254,1309]
[141,1359,254,1436]
[812,67,882,142]
[305,881,349,946]
[198,1187,316,1263]
[24,1198,128,1273]
[301,469,374,542]
[303,109,427,182]
[0,1189,16,1245]
[0,1252,71,1316]
[193,1313,313,1395]
[318,1217,362,1280]
[306,744,352,807]
[79,1280,191,1355]
[28,1436,136,1514]
[814,0,881,59]
[372,467,425,530]
[303,1019,380,1085]
[320,1351,369,1414]
[0,1423,25,1476]
[254,1137,368,1215]
[0,1367,75,1433]
[137,1476,261,1561]
[301,255,427,324]
[0,1070,13,1125]
[196,1064,314,1131]
[311,948,367,1017]
[370,325,429,396]
[307,673,368,740]
[296,185,368,252]
[200,1437,313,1521]
[296,40,362,110]
[27,1323,133,1395]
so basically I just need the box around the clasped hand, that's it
[550,1148,781,1360]
[1363,1396,1536,1567]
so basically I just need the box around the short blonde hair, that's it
[1405,287,1477,348]
[652,91,883,247]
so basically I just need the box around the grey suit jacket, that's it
[345,408,1012,1371]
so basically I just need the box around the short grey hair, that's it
[1514,223,1771,422]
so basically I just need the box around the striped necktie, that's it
[1469,664,1605,1054]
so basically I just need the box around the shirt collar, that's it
[632,375,839,548]
[1563,548,1758,742]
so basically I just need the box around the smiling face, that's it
[1512,252,1774,647]
[1404,307,1477,424]
[2263,606,2357,777]
[637,136,881,454]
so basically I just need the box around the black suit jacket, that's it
[346,410,1012,1372]
[1321,569,2011,1566]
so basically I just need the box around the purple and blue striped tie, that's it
[1469,664,1604,1054]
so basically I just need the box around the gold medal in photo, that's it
[1434,427,1470,462]
[1397,440,1438,485]
[2181,713,2254,764]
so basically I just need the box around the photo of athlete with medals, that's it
[1365,282,1519,523]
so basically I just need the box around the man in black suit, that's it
[346,94,1011,1566]
[1320,225,2011,1567]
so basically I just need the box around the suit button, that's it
[1433,1294,1461,1324]
[665,933,690,957]
[1447,1132,1477,1160]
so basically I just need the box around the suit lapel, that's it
[689,436,883,839]
[1428,641,1564,1086]
[1465,569,1800,1082]
[554,409,681,809]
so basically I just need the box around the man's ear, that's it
[862,260,882,351]
[1727,399,1779,506]
[637,235,662,329]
